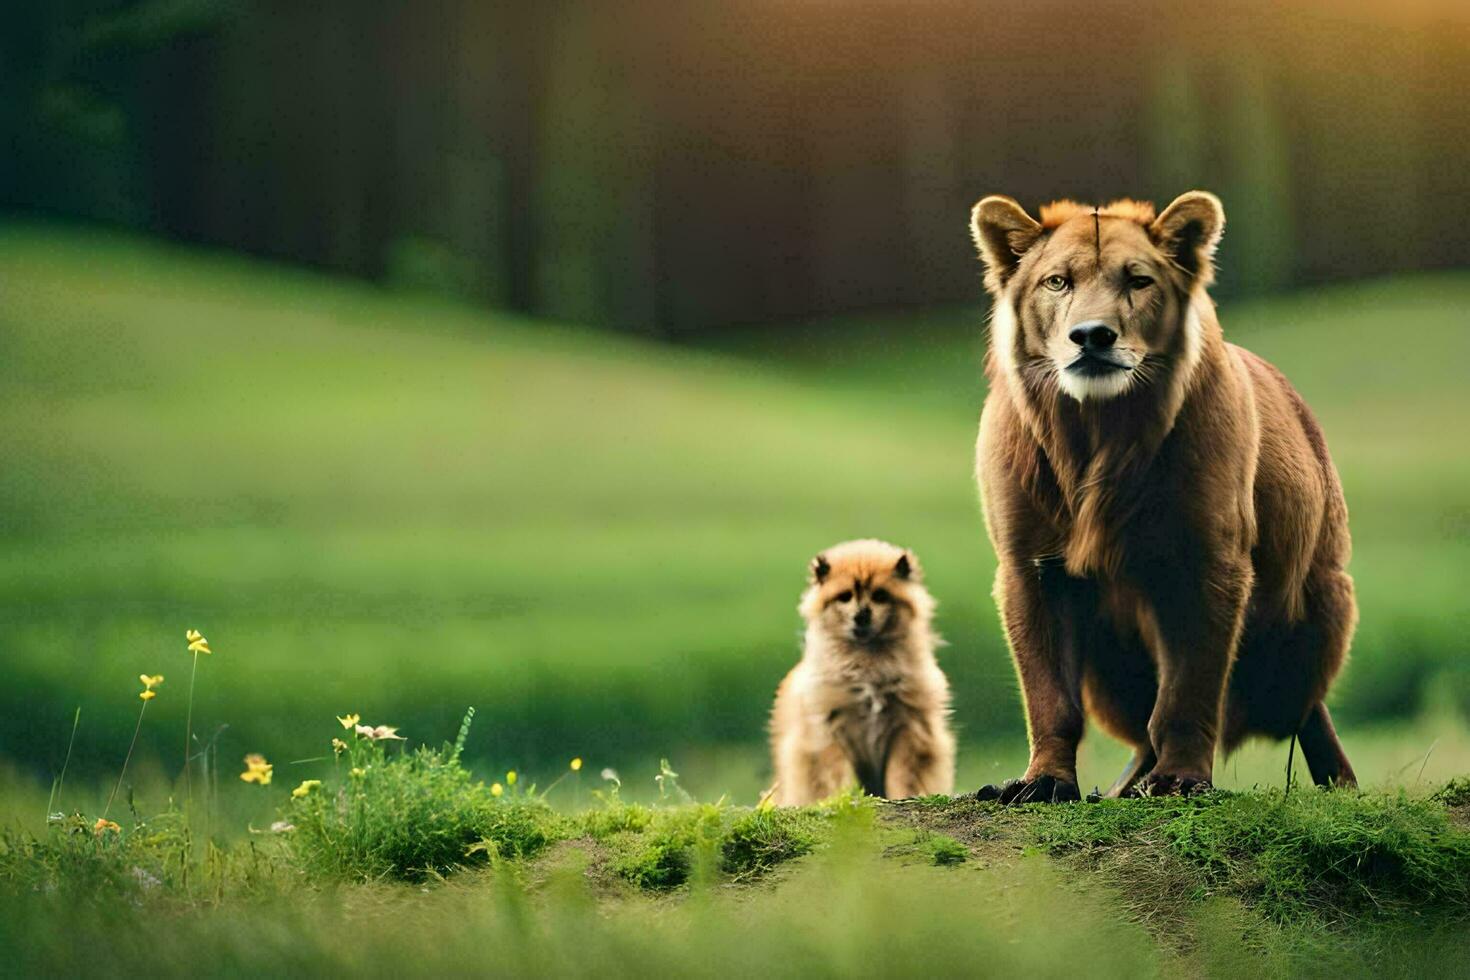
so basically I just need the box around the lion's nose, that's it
[1069,321,1118,350]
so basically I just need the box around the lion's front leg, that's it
[1133,556,1252,796]
[976,560,1088,804]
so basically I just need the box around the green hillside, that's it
[1,226,1467,800]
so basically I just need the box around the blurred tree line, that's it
[4,0,1468,332]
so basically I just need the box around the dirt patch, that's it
[876,798,1034,866]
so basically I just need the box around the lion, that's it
[968,191,1357,801]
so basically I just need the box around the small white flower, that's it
[355,724,406,742]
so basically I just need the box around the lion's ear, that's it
[970,196,1043,295]
[1151,191,1225,287]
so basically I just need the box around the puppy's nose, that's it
[854,606,873,629]
[1069,321,1118,350]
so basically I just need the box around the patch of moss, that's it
[721,807,821,878]
[1433,777,1470,808]
[1029,790,1470,922]
[922,833,968,866]
[575,801,655,839]
[609,804,724,890]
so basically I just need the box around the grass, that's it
[2,660,1468,974]
[1028,792,1470,922]
[1,224,1467,801]
[888,792,1470,973]
[2,223,1469,972]
[287,739,561,881]
[721,805,825,878]
[0,224,1000,787]
[6,726,1470,976]
[4,831,1170,978]
[705,283,1470,727]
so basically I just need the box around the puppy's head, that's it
[800,539,932,650]
[970,191,1224,402]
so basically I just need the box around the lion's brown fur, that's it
[969,191,1357,798]
[769,540,955,805]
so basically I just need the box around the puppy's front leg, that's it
[977,560,1085,804]
[885,721,956,800]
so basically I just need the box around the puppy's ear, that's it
[893,553,916,581]
[810,554,830,585]
[1151,191,1225,288]
[970,195,1043,295]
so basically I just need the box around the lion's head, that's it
[970,192,1225,402]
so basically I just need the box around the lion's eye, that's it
[1127,275,1154,290]
[835,590,854,603]
[1042,275,1070,292]
[871,588,892,604]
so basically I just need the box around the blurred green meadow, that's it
[2,224,1468,802]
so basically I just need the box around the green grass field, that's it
[1,225,1468,802]
[3,225,1470,975]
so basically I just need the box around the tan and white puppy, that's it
[769,539,955,805]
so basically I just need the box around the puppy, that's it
[769,539,955,805]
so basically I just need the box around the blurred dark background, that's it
[3,0,1468,803]
[7,0,1469,331]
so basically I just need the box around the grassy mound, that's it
[4,708,1468,972]
[2,718,840,896]
[9,778,1470,977]
[1033,792,1470,922]
[895,789,1470,926]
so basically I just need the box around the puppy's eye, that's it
[835,590,854,603]
[1127,275,1154,290]
[1042,275,1070,292]
[871,588,892,604]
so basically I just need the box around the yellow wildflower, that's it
[506,770,517,786]
[337,713,360,730]
[490,782,504,797]
[185,629,211,655]
[332,738,348,755]
[137,673,163,700]
[240,753,273,785]
[291,779,322,799]
[570,757,583,772]
[93,817,121,836]
[350,767,365,779]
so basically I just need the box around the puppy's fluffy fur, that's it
[769,539,955,805]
